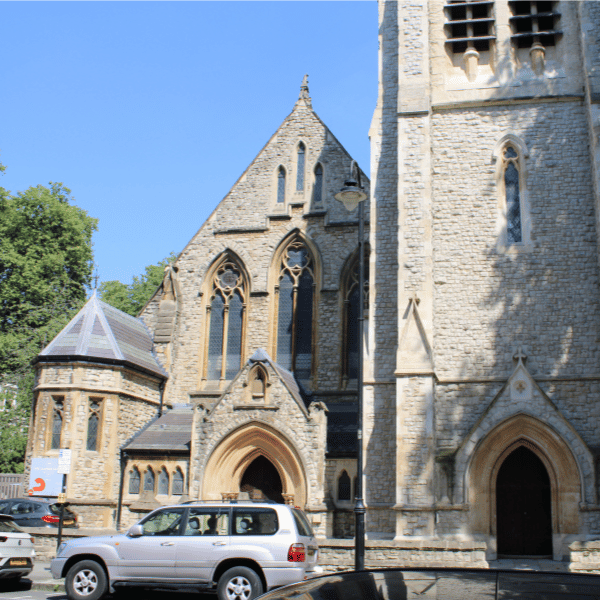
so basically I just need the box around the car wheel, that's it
[217,567,263,600]
[65,560,108,600]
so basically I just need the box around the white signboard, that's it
[28,458,61,496]
[58,449,72,474]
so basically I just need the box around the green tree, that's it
[0,182,98,472]
[99,252,178,316]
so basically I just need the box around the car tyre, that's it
[65,560,108,600]
[217,566,263,600]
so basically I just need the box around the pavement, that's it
[25,562,63,593]
[22,558,572,594]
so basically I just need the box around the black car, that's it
[256,567,600,600]
[0,498,78,528]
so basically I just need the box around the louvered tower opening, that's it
[509,1,561,48]
[444,0,496,54]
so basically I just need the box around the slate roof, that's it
[37,292,168,379]
[123,404,193,453]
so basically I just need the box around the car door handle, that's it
[161,542,175,546]
[213,541,226,546]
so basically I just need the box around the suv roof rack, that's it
[179,499,279,505]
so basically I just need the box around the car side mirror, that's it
[127,524,144,538]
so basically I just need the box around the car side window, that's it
[233,508,278,535]
[183,508,229,536]
[0,502,10,513]
[141,508,184,536]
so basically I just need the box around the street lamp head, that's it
[335,177,368,212]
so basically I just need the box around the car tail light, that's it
[42,515,60,524]
[288,543,305,562]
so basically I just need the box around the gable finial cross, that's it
[513,346,527,364]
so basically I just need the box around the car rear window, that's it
[291,508,314,537]
[232,508,278,535]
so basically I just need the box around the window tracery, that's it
[206,258,247,383]
[275,238,316,380]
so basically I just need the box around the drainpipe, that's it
[116,450,128,531]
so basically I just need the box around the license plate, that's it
[63,520,74,526]
[9,559,27,566]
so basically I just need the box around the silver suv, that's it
[51,501,320,600]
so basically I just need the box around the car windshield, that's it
[0,518,23,533]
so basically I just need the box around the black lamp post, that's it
[335,160,367,571]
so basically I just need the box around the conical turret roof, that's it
[36,292,168,379]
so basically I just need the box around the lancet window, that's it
[129,468,140,494]
[503,146,522,244]
[206,258,247,383]
[50,396,64,450]
[296,143,305,191]
[276,238,315,380]
[277,166,286,204]
[313,164,323,207]
[342,251,369,384]
[86,398,102,451]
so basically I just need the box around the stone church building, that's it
[26,1,600,564]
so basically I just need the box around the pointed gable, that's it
[37,292,168,379]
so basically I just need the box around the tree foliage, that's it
[0,182,98,472]
[99,252,178,316]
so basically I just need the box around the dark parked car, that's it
[0,498,77,529]
[256,567,600,600]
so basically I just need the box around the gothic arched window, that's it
[143,468,155,493]
[342,251,369,385]
[129,468,140,494]
[296,143,305,191]
[86,398,102,451]
[313,164,323,206]
[172,468,184,495]
[158,468,169,495]
[50,397,64,450]
[251,367,267,399]
[503,146,522,244]
[276,238,315,380]
[277,166,286,204]
[338,470,351,501]
[206,258,247,383]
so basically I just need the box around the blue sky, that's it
[1,1,378,285]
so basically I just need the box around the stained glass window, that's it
[129,468,140,494]
[504,146,522,244]
[206,259,246,382]
[277,166,286,204]
[158,469,169,495]
[296,143,305,191]
[313,164,323,206]
[276,239,315,380]
[172,469,184,495]
[50,398,63,450]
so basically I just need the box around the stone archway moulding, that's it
[465,414,583,536]
[201,421,308,507]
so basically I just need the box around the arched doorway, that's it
[240,456,284,503]
[496,445,552,556]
